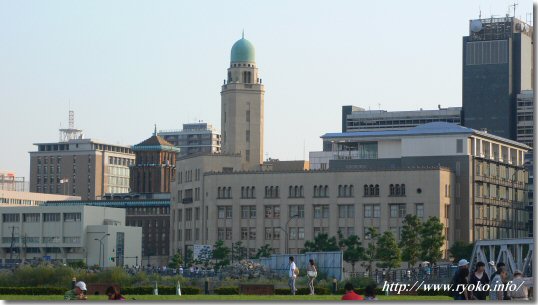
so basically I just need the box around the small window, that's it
[456,139,463,153]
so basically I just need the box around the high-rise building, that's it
[342,106,462,132]
[129,130,178,194]
[462,16,534,139]
[516,90,534,148]
[158,122,221,157]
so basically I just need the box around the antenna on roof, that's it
[479,5,482,18]
[242,29,245,39]
[511,2,518,18]
[154,124,157,136]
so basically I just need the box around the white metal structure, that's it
[469,238,533,277]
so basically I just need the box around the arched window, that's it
[270,186,274,198]
[324,185,329,197]
[289,186,293,197]
[389,184,394,196]
[338,185,342,197]
[369,184,374,196]
[349,185,354,197]
[227,187,232,198]
[343,185,348,197]
[401,184,406,196]
[395,184,400,196]
[251,186,255,198]
[218,187,221,198]
[275,186,279,198]
[300,186,304,197]
[374,184,379,196]
[364,184,369,196]
[314,186,318,197]
[241,187,245,198]
[265,186,269,198]
[294,186,298,197]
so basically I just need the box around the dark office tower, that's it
[462,16,533,140]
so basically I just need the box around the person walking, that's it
[288,256,298,295]
[469,261,489,300]
[306,259,317,295]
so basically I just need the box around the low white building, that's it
[0,205,141,267]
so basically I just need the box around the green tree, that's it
[231,241,248,262]
[337,231,364,273]
[254,244,272,259]
[362,227,380,273]
[399,214,422,268]
[168,250,184,269]
[212,240,230,269]
[420,217,445,264]
[302,233,339,253]
[448,241,474,263]
[376,231,401,271]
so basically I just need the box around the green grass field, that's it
[0,294,452,301]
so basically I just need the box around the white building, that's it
[0,190,80,206]
[0,205,141,267]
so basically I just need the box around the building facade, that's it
[0,205,141,267]
[462,16,534,140]
[158,123,221,157]
[342,106,462,132]
[29,139,135,200]
[310,122,530,242]
[0,171,26,192]
[516,90,534,148]
[171,167,454,257]
[129,131,178,194]
[45,200,170,267]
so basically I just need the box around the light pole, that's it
[94,233,110,268]
[281,214,300,254]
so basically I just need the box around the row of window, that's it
[2,213,81,223]
[217,183,407,199]
[212,203,425,220]
[1,236,80,244]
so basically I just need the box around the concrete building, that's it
[0,205,141,267]
[516,90,534,148]
[129,130,179,194]
[158,122,221,157]
[171,166,454,257]
[462,16,534,140]
[0,190,80,206]
[29,138,135,200]
[342,106,462,132]
[310,122,530,242]
[45,199,170,267]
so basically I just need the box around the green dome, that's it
[230,38,255,62]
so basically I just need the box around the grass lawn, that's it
[0,294,452,301]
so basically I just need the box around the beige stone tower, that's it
[221,34,264,170]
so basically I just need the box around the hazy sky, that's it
[0,0,533,178]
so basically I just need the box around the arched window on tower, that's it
[364,184,369,196]
[389,184,395,196]
[228,71,232,83]
[374,184,379,196]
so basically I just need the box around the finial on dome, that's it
[153,124,157,136]
[242,29,244,39]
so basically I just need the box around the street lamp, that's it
[94,233,110,268]
[280,214,300,254]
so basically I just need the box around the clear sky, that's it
[0,0,533,178]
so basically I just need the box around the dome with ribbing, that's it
[230,38,255,62]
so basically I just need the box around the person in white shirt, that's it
[289,256,297,295]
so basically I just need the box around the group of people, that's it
[287,256,377,300]
[451,259,529,301]
[64,281,125,301]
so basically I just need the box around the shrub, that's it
[214,287,240,295]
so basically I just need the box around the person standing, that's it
[490,268,508,301]
[454,268,470,300]
[451,259,469,300]
[507,270,528,301]
[306,259,317,295]
[288,256,297,295]
[469,261,489,300]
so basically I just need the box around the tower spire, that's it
[153,124,157,136]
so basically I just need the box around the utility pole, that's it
[8,226,18,260]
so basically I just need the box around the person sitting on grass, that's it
[105,286,125,300]
[341,282,364,300]
[364,284,378,300]
[64,281,88,300]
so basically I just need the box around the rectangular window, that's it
[63,213,81,222]
[195,207,200,221]
[2,214,20,222]
[364,205,372,218]
[63,237,80,244]
[185,229,192,241]
[43,213,60,222]
[218,207,226,219]
[241,227,248,240]
[416,203,424,218]
[265,227,272,240]
[339,205,354,218]
[225,227,232,240]
[185,208,192,221]
[456,139,463,153]
[373,205,381,218]
[264,205,280,219]
[390,204,406,218]
[249,227,256,240]
[298,227,305,239]
[226,206,232,219]
[218,228,225,240]
[289,205,305,218]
